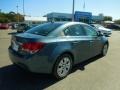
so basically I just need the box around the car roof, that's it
[48,21,87,26]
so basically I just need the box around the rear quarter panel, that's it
[43,37,74,65]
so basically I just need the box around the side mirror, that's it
[97,31,103,36]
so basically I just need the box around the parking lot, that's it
[0,30,120,90]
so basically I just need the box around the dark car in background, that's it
[17,23,29,33]
[17,23,39,33]
[106,24,120,30]
[8,22,109,79]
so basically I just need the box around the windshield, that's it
[26,23,62,36]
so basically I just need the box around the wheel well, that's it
[105,41,109,46]
[60,52,74,64]
[102,41,109,50]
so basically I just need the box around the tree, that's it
[0,11,24,23]
[0,12,9,23]
[104,16,112,21]
[114,19,120,24]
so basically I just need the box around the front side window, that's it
[64,25,85,36]
[83,25,98,36]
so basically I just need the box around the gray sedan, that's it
[90,24,112,36]
[8,22,109,79]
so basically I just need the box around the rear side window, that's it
[64,25,85,36]
[82,25,98,36]
[26,23,62,36]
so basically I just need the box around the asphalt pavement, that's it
[0,30,120,90]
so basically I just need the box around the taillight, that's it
[21,42,45,54]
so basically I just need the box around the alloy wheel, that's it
[57,57,71,77]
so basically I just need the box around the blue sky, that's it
[0,0,120,20]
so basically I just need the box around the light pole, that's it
[16,4,19,23]
[23,0,25,16]
[0,9,1,13]
[72,0,75,21]
[83,0,86,11]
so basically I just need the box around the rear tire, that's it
[53,54,73,79]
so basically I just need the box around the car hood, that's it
[98,27,112,31]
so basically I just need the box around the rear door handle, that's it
[90,40,94,43]
[72,41,79,44]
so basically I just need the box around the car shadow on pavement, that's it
[0,55,102,90]
[0,65,58,90]
[72,55,103,72]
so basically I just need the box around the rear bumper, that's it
[8,47,53,74]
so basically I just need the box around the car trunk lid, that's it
[11,33,46,55]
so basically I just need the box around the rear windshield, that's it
[26,23,62,36]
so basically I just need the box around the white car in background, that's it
[91,24,112,36]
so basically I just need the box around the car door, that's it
[63,24,91,64]
[82,25,103,57]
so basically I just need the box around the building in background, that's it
[45,12,104,24]
[44,12,72,22]
[74,11,92,23]
[92,14,104,23]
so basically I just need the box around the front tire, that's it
[53,54,73,79]
[101,44,108,56]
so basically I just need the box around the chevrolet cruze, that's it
[8,22,109,79]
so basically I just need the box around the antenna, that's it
[83,0,86,11]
